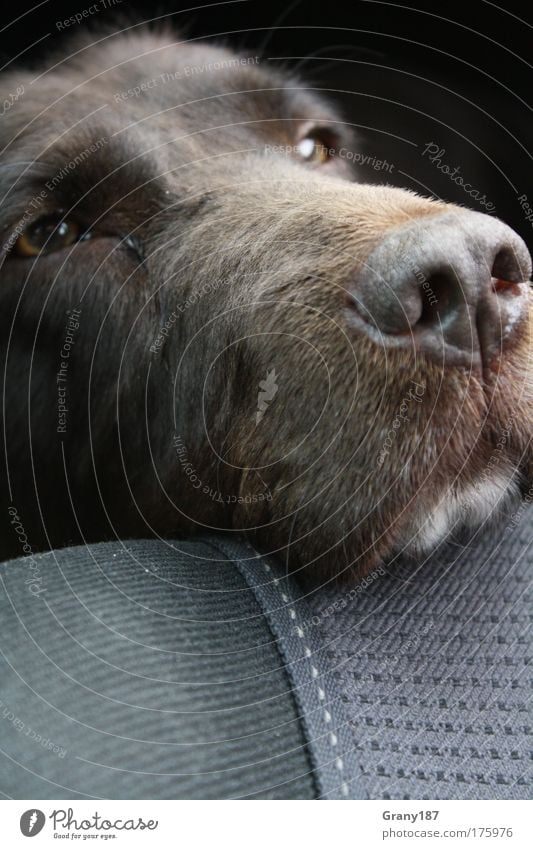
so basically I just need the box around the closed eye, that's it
[8,211,143,263]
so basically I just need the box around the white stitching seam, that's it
[262,561,349,798]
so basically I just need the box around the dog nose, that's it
[346,210,532,369]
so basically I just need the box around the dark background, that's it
[2,0,531,247]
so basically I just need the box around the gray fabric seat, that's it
[0,507,531,799]
[0,539,317,799]
[305,505,533,799]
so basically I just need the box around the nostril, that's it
[491,246,529,284]
[412,268,478,362]
[417,270,462,329]
[490,248,530,302]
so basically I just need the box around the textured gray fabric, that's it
[209,537,365,799]
[306,506,533,799]
[0,539,316,799]
[2,510,531,801]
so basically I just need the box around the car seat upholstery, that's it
[0,507,531,799]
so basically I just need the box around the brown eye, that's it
[297,130,336,164]
[13,216,81,257]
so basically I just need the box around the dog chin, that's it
[401,467,520,557]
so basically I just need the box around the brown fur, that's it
[0,29,531,580]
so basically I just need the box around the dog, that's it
[0,28,531,579]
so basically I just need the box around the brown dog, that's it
[1,29,531,578]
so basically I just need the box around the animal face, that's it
[1,30,531,577]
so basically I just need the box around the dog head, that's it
[1,30,531,577]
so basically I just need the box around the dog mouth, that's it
[393,426,524,559]
[405,466,520,556]
[382,356,533,558]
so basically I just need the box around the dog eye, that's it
[12,215,82,258]
[297,130,336,164]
